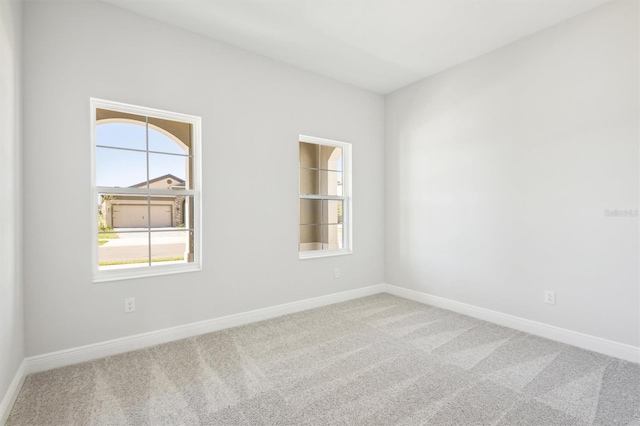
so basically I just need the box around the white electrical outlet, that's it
[544,290,555,305]
[124,297,136,313]
[334,268,340,279]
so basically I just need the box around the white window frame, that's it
[91,98,202,282]
[299,134,352,259]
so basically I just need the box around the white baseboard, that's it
[0,360,26,425]
[25,284,386,374]
[385,284,640,363]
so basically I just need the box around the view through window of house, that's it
[299,135,351,257]
[93,100,201,280]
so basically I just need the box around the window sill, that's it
[299,249,352,260]
[93,263,201,283]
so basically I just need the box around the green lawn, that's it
[98,228,119,246]
[98,232,119,239]
[99,257,184,267]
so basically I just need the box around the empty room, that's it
[1,0,639,424]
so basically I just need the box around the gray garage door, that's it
[112,205,172,228]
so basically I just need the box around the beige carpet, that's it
[7,294,640,425]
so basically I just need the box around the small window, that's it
[91,99,201,281]
[299,135,352,259]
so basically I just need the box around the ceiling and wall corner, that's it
[101,0,614,94]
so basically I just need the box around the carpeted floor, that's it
[7,294,640,425]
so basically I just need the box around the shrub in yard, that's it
[98,214,111,232]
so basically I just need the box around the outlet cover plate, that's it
[544,290,555,305]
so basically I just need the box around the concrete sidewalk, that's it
[99,227,189,246]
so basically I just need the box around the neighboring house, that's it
[100,174,186,228]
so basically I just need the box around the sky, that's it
[96,123,188,188]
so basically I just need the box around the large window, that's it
[91,99,201,281]
[299,135,352,258]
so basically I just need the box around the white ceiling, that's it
[102,0,613,94]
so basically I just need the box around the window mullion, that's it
[145,116,151,267]
[299,195,345,201]
[316,143,321,198]
[96,144,193,158]
[97,187,196,196]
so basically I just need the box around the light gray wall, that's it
[385,0,639,346]
[22,1,385,356]
[0,0,24,405]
